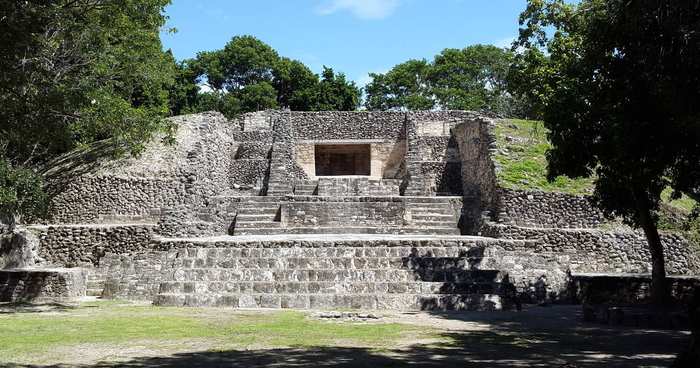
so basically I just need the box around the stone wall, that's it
[316,178,401,197]
[481,222,700,276]
[101,250,170,300]
[49,176,185,224]
[229,160,268,188]
[0,268,86,301]
[571,274,700,304]
[44,112,237,225]
[453,117,499,226]
[290,111,406,141]
[409,110,482,136]
[496,188,605,229]
[30,224,156,268]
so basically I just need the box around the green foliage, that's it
[511,0,700,304]
[306,67,362,111]
[0,158,51,229]
[167,55,202,117]
[365,59,434,111]
[511,0,700,228]
[0,0,175,162]
[364,45,533,117]
[177,36,361,118]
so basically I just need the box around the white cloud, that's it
[355,74,375,88]
[316,0,402,20]
[495,37,516,49]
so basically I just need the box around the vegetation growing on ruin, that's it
[494,119,699,236]
[493,119,595,195]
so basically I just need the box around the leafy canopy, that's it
[177,35,361,118]
[511,0,700,304]
[0,0,175,162]
[365,45,532,117]
[0,0,174,225]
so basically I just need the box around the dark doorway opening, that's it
[315,144,371,176]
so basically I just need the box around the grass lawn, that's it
[0,301,687,368]
[0,300,437,366]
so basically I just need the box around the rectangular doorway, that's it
[315,144,371,176]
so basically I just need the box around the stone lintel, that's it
[300,139,385,144]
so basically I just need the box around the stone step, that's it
[233,221,282,229]
[236,206,280,214]
[410,214,457,221]
[153,292,516,310]
[412,220,458,227]
[407,203,457,209]
[170,247,492,260]
[236,196,284,203]
[236,213,279,221]
[86,289,103,297]
[164,268,507,283]
[168,256,496,271]
[86,278,104,297]
[158,281,513,295]
[402,196,462,204]
[87,280,104,288]
[87,274,104,281]
[292,183,318,195]
[408,204,457,210]
[232,227,460,236]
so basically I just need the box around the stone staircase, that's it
[232,197,282,235]
[86,273,106,297]
[153,242,519,310]
[293,180,318,195]
[231,196,462,236]
[405,198,460,230]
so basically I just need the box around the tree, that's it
[197,35,280,93]
[365,59,435,111]
[0,0,174,225]
[183,36,361,117]
[0,0,175,162]
[0,159,51,231]
[306,67,362,111]
[272,58,318,110]
[510,0,700,306]
[167,56,202,117]
[364,45,527,115]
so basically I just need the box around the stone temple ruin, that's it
[1,110,699,310]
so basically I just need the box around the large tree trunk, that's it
[634,189,671,308]
[671,287,700,368]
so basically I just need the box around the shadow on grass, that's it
[0,301,76,314]
[2,336,684,368]
[0,306,688,367]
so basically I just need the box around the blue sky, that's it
[161,0,528,87]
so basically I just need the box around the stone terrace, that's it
[4,110,697,309]
[103,234,522,310]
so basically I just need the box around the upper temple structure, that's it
[1,110,698,310]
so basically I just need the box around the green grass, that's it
[219,311,413,347]
[0,305,217,358]
[0,302,426,363]
[493,119,595,194]
[661,187,697,212]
